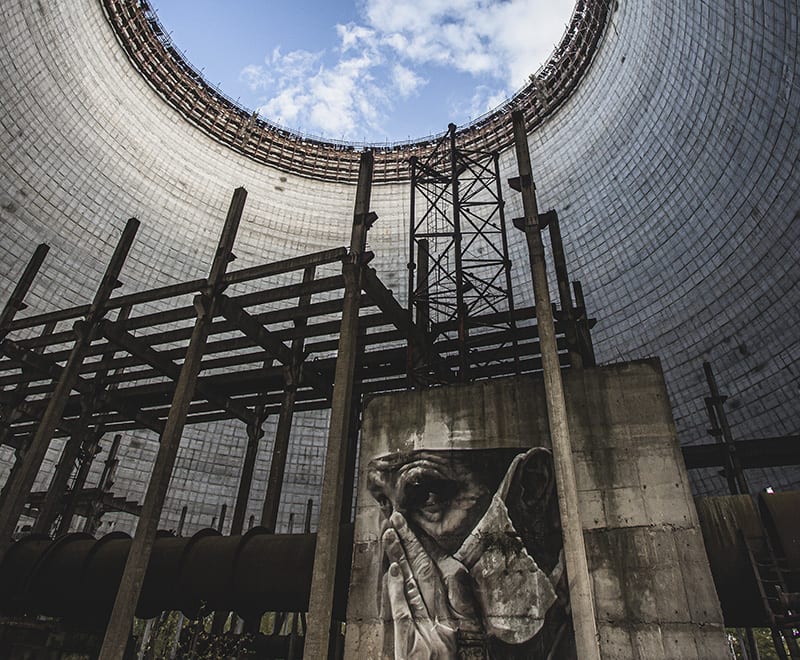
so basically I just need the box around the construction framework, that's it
[409,123,520,381]
[0,149,594,656]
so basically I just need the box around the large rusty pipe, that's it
[0,525,353,628]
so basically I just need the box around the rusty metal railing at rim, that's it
[100,0,612,183]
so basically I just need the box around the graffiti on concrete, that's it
[366,447,574,659]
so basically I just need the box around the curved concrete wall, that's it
[1,0,798,533]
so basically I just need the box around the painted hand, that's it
[382,511,480,660]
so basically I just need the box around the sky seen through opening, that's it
[150,0,576,143]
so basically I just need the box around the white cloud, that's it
[364,0,573,88]
[240,0,573,140]
[336,23,375,52]
[245,45,386,138]
[446,84,509,124]
[392,64,426,98]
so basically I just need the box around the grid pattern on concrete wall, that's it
[0,0,798,532]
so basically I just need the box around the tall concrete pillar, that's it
[304,150,374,659]
[511,110,600,660]
[99,190,246,659]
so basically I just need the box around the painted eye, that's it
[375,494,392,515]
[405,479,453,514]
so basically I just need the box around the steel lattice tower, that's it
[408,123,519,382]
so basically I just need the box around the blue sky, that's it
[150,0,575,143]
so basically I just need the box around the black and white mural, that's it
[365,446,573,659]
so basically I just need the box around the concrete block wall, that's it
[1,0,798,530]
[347,362,728,659]
[564,361,727,658]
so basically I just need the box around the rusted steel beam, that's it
[0,321,62,511]
[83,433,123,536]
[100,318,254,425]
[448,123,470,380]
[3,324,545,431]
[7,304,383,387]
[1,272,345,348]
[0,321,58,450]
[32,393,97,534]
[1,399,82,438]
[230,275,344,310]
[114,274,344,334]
[0,244,49,339]
[219,295,333,401]
[105,279,206,312]
[362,267,428,351]
[4,392,338,443]
[4,248,347,334]
[542,209,582,368]
[100,189,246,659]
[0,218,140,557]
[223,246,346,285]
[432,304,541,334]
[55,306,132,537]
[704,361,749,495]
[5,329,548,438]
[25,486,141,517]
[4,305,90,333]
[571,280,597,366]
[0,339,163,434]
[493,150,521,375]
[4,293,366,364]
[40,305,130,536]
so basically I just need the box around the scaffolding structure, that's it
[0,148,592,656]
[409,123,519,381]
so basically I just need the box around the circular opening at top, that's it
[148,0,577,143]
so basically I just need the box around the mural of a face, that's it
[367,450,497,555]
[367,447,574,660]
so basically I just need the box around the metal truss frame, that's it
[409,124,519,381]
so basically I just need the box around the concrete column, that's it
[545,210,583,369]
[261,266,316,532]
[261,383,298,532]
[0,220,138,556]
[0,320,57,509]
[511,110,600,660]
[0,243,49,339]
[230,389,269,536]
[305,151,374,659]
[99,189,246,659]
